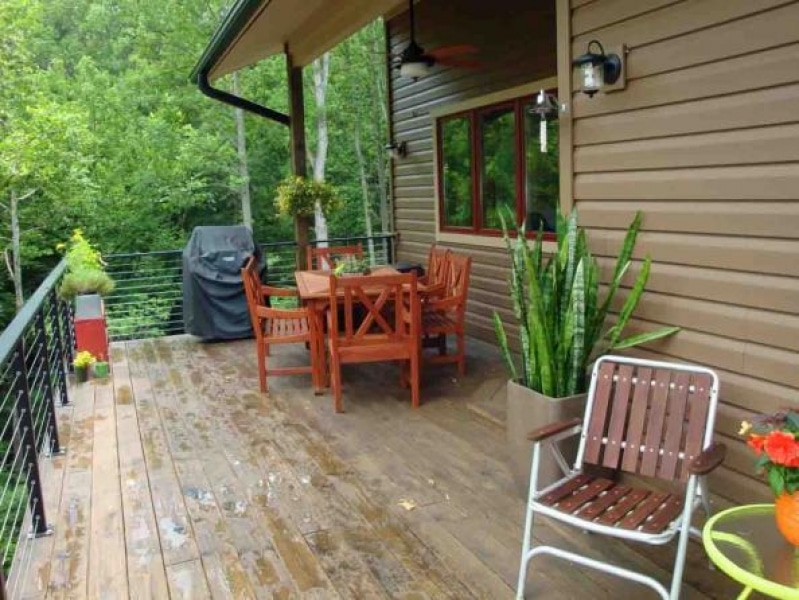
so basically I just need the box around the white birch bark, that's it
[232,72,252,229]
[311,53,330,246]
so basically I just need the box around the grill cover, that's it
[182,225,260,340]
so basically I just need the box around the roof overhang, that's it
[192,0,407,82]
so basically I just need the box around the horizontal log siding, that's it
[387,0,557,352]
[571,0,799,503]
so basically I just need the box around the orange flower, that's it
[763,431,799,466]
[747,434,766,455]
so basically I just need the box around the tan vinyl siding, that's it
[387,0,557,346]
[571,0,799,503]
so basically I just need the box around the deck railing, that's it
[103,233,396,341]
[0,260,71,599]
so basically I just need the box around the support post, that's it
[286,44,309,270]
[48,291,70,406]
[35,308,61,455]
[11,342,51,537]
[0,567,6,600]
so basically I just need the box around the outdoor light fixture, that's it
[573,40,622,97]
[385,141,408,159]
[529,90,562,153]
[399,60,432,80]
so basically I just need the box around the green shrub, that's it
[57,229,115,300]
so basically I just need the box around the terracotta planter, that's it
[775,492,799,546]
[506,379,586,497]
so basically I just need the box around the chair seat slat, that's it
[596,488,649,525]
[539,474,592,506]
[577,484,632,520]
[641,495,685,533]
[556,478,614,513]
[618,491,670,530]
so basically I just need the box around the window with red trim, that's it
[437,93,559,235]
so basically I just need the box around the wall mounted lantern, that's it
[573,40,622,97]
[385,141,408,159]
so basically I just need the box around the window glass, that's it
[440,116,473,228]
[524,102,559,233]
[479,107,516,230]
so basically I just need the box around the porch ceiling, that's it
[194,0,406,82]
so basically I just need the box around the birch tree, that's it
[308,53,331,245]
[232,71,253,229]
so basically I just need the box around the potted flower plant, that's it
[493,210,680,494]
[740,411,799,545]
[73,350,95,384]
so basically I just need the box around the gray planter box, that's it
[506,379,586,497]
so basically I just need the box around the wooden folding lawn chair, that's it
[517,355,726,600]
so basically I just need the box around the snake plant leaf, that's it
[611,326,681,350]
[606,256,652,348]
[569,258,586,395]
[493,312,518,382]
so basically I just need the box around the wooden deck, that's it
[13,335,740,599]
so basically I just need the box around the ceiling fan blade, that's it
[427,44,480,60]
[435,56,482,69]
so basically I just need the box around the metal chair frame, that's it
[517,355,722,600]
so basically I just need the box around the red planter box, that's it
[74,294,109,362]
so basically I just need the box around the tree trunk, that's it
[232,72,252,230]
[369,23,391,234]
[6,190,25,311]
[311,53,330,246]
[353,122,375,264]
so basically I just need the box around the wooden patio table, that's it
[295,266,426,393]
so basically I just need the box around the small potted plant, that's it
[740,411,799,545]
[73,351,96,384]
[334,254,370,276]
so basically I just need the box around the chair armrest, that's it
[527,417,582,442]
[262,285,298,298]
[420,282,446,298]
[426,295,460,311]
[688,442,726,475]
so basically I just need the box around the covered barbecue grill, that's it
[182,225,261,340]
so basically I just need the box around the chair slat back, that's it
[307,244,363,270]
[241,256,264,341]
[578,357,718,483]
[328,272,418,345]
[427,245,451,286]
[445,253,472,305]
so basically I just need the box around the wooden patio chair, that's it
[307,244,363,271]
[327,272,421,413]
[241,256,316,393]
[420,252,471,375]
[516,355,726,600]
[419,244,451,298]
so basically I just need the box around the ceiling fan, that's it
[394,0,480,78]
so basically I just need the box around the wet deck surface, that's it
[14,335,739,599]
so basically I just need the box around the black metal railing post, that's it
[48,291,70,406]
[34,309,61,456]
[10,342,51,537]
[62,300,75,369]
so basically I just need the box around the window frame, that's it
[432,79,561,243]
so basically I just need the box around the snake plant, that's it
[493,210,679,397]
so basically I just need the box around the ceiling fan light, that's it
[400,60,430,79]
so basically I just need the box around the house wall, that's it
[569,0,799,504]
[389,0,799,504]
[387,0,558,344]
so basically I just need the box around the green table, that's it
[703,504,799,599]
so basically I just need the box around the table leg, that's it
[312,302,328,394]
[736,587,752,600]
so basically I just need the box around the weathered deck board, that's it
[13,334,740,599]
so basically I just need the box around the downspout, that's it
[197,70,289,126]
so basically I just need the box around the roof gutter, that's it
[191,0,289,126]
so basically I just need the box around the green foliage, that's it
[333,254,369,276]
[274,176,342,219]
[73,350,96,368]
[58,230,115,300]
[493,210,680,397]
